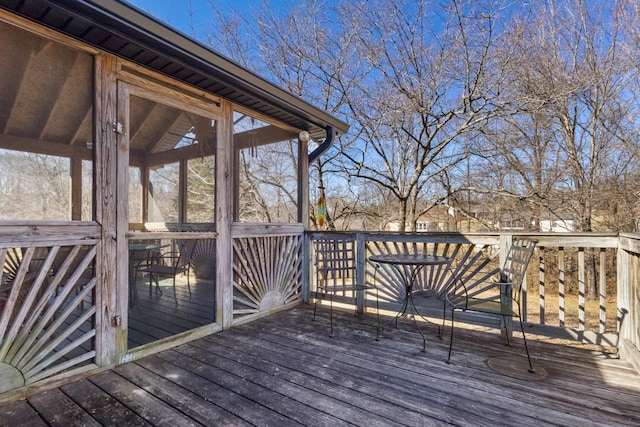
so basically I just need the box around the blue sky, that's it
[125,0,225,39]
[124,0,277,41]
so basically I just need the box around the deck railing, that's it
[2,224,639,392]
[308,231,638,355]
[617,233,640,367]
[0,222,101,393]
[231,223,304,324]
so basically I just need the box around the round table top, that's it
[369,253,451,266]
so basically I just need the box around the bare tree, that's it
[484,1,638,299]
[202,1,370,229]
[256,1,375,229]
[200,0,640,242]
[335,0,515,231]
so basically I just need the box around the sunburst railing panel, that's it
[232,233,303,321]
[0,241,97,390]
[308,232,500,315]
[365,240,497,300]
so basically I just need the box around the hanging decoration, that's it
[317,187,327,229]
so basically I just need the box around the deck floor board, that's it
[2,304,640,426]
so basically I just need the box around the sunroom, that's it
[0,0,347,398]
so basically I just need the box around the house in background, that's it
[384,204,486,232]
[384,205,455,232]
[540,217,576,232]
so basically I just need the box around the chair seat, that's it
[448,295,519,317]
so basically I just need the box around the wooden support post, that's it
[298,133,310,303]
[178,159,187,229]
[95,54,120,366]
[217,100,234,328]
[141,165,150,224]
[70,155,83,220]
[115,78,130,357]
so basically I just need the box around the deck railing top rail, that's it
[308,231,619,247]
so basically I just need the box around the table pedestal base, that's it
[375,282,442,352]
[371,254,451,352]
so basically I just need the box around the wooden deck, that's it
[128,276,216,348]
[2,304,640,426]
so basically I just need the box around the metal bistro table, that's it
[370,253,452,352]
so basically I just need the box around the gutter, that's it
[308,126,335,164]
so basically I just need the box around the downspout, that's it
[308,125,335,164]
[304,125,335,305]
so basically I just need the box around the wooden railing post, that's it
[500,234,513,341]
[617,238,636,346]
[558,247,565,327]
[302,232,311,304]
[356,232,366,314]
[617,235,640,372]
[537,247,545,325]
[578,247,586,330]
[599,248,607,334]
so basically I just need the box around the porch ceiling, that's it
[0,0,349,138]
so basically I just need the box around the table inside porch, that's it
[369,253,452,352]
[128,242,168,308]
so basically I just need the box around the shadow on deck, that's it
[2,304,640,426]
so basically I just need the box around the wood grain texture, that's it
[1,305,638,426]
[0,242,97,392]
[232,234,303,321]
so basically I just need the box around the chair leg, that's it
[447,308,456,364]
[375,288,381,331]
[519,317,536,373]
[503,315,512,346]
[440,298,447,339]
[131,271,139,309]
[149,273,161,296]
[329,292,334,338]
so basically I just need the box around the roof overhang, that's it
[0,0,349,138]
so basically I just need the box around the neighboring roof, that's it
[0,0,349,137]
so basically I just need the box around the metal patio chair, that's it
[136,239,197,299]
[312,237,379,337]
[443,238,539,372]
